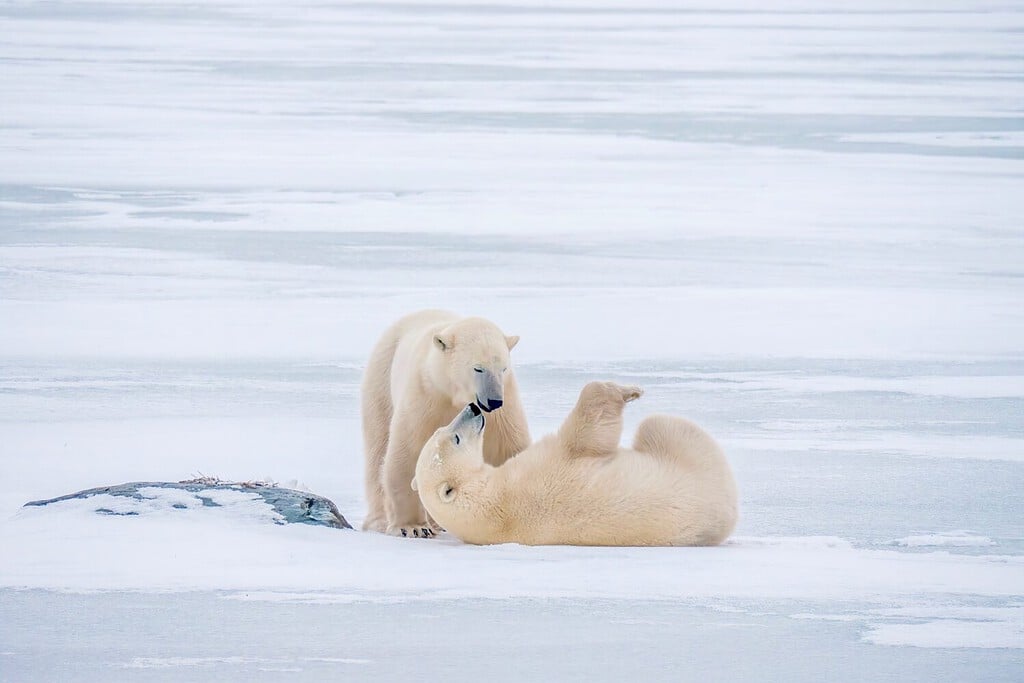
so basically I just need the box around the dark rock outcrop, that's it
[25,479,352,529]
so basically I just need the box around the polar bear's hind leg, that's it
[558,381,643,458]
[632,415,727,473]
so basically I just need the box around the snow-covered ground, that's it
[1,0,1023,680]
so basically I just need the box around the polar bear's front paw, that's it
[387,524,436,539]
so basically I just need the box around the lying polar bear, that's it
[412,381,738,546]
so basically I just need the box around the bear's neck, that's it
[453,469,513,542]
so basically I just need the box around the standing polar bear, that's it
[361,310,530,537]
[412,381,738,546]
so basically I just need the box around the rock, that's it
[24,479,352,529]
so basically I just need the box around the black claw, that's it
[422,528,430,537]
[401,529,407,537]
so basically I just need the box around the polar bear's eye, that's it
[439,484,455,502]
[473,367,484,373]
[453,434,461,445]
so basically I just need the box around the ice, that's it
[2,0,1023,680]
[115,656,373,670]
[863,607,1024,649]
[891,531,998,548]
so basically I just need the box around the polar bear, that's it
[412,381,738,546]
[361,309,530,537]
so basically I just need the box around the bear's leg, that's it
[481,372,531,467]
[381,422,435,539]
[557,381,642,458]
[360,419,389,533]
[632,415,725,469]
[360,354,394,533]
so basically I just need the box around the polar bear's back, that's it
[382,310,457,389]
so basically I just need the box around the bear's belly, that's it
[517,480,687,547]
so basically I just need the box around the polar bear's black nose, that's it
[468,403,482,416]
[485,398,503,411]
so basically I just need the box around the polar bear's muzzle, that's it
[453,402,485,434]
[474,369,504,413]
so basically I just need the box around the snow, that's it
[1,0,1023,679]
[24,486,292,524]
[6,500,1023,602]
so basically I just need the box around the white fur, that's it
[361,309,530,537]
[414,381,738,547]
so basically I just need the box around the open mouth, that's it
[474,399,494,414]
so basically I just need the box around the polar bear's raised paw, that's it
[581,381,643,405]
[619,385,643,403]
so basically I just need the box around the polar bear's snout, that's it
[474,369,504,413]
[452,403,485,434]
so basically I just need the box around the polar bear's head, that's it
[429,317,519,413]
[413,403,488,519]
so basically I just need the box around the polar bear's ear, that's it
[433,334,452,351]
[505,335,520,350]
[410,476,418,492]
